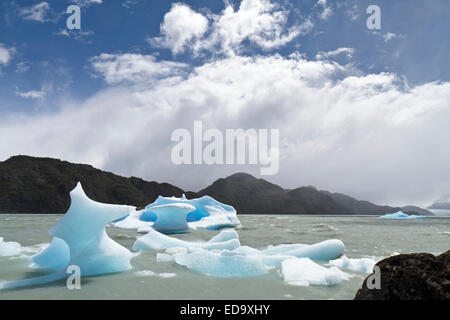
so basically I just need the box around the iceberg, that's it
[148,231,346,278]
[31,237,70,271]
[48,183,135,276]
[328,255,377,273]
[281,258,347,286]
[133,229,240,251]
[379,211,425,219]
[261,239,345,261]
[113,194,240,232]
[149,203,196,233]
[0,183,135,290]
[0,237,21,257]
[174,248,269,278]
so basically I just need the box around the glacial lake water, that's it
[0,214,449,300]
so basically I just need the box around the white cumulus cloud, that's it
[150,0,313,56]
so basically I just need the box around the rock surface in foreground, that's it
[354,250,450,300]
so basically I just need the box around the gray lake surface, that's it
[0,214,449,300]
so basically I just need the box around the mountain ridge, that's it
[0,155,433,215]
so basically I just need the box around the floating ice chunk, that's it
[262,239,345,261]
[113,194,240,232]
[31,237,70,271]
[110,209,154,233]
[262,243,308,255]
[0,237,21,257]
[156,253,175,263]
[133,229,240,251]
[379,211,425,219]
[134,270,156,277]
[208,229,239,243]
[174,248,269,278]
[150,203,195,233]
[158,273,176,278]
[328,255,377,273]
[281,258,346,286]
[49,183,136,276]
[143,195,240,229]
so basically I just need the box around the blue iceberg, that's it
[261,239,345,261]
[133,229,240,251]
[167,239,345,278]
[144,229,346,278]
[174,248,269,278]
[379,211,426,219]
[31,237,70,271]
[1,183,135,290]
[149,203,196,233]
[112,194,240,232]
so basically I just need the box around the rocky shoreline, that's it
[354,250,450,300]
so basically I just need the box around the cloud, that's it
[150,3,209,55]
[15,61,30,73]
[15,89,47,100]
[2,51,450,208]
[383,32,405,42]
[90,53,188,85]
[2,0,450,208]
[315,47,355,60]
[19,2,50,23]
[150,0,313,56]
[317,0,333,20]
[72,0,102,7]
[0,44,15,66]
[54,29,70,37]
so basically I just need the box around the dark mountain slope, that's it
[199,173,402,215]
[0,155,197,213]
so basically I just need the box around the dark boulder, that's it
[354,250,450,300]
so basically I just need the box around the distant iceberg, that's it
[379,211,426,219]
[112,194,240,232]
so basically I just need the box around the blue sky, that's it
[0,0,450,207]
[1,0,449,113]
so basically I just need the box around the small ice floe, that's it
[281,258,350,287]
[173,248,270,278]
[379,211,425,219]
[134,270,176,278]
[134,270,156,277]
[158,273,176,278]
[0,237,21,257]
[328,255,377,273]
[133,229,240,251]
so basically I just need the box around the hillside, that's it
[0,156,432,215]
[0,155,197,213]
[199,173,405,215]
